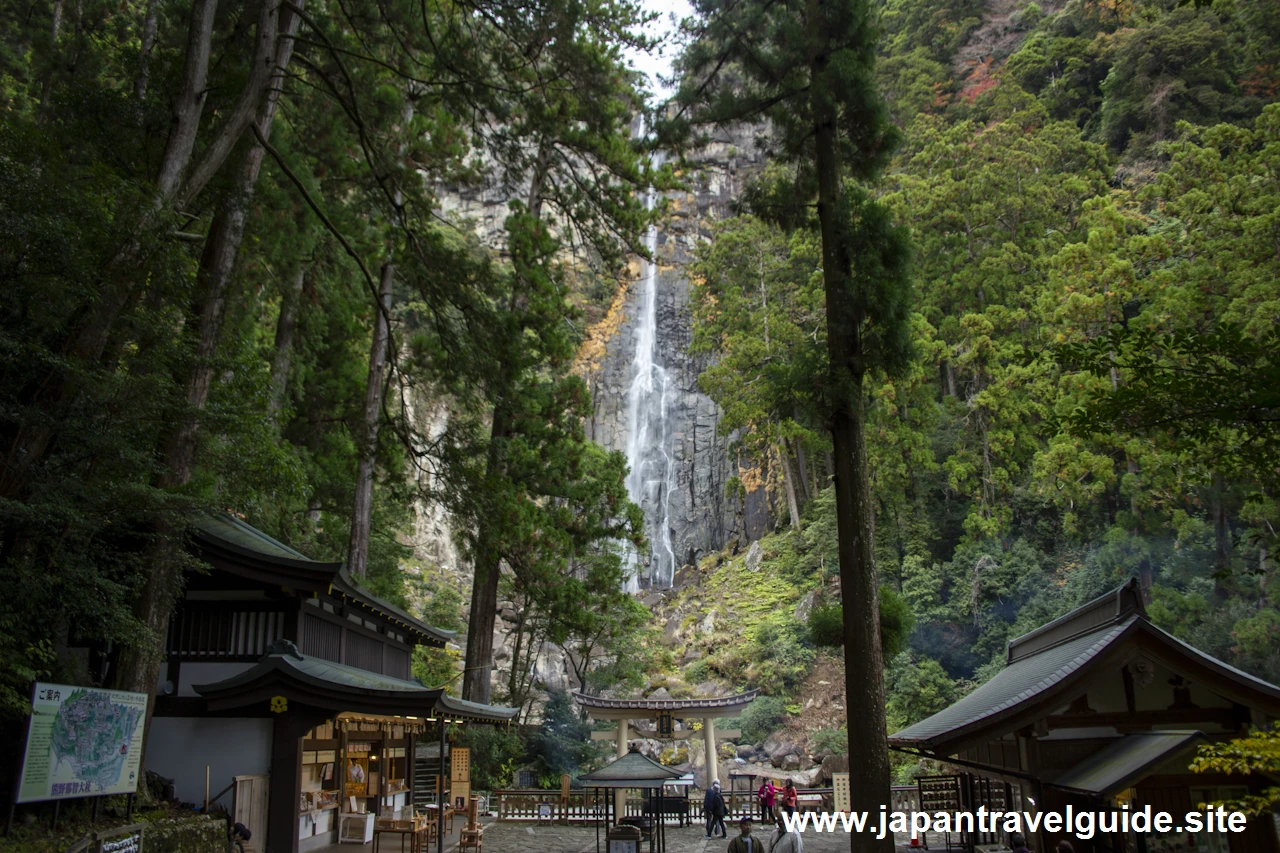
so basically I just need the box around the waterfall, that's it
[623,154,678,591]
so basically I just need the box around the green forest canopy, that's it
[0,0,1277,804]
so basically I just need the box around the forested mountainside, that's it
[0,0,1277,800]
[642,0,1280,781]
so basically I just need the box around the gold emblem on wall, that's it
[270,695,288,713]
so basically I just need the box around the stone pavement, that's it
[474,822,926,852]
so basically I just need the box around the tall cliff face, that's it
[581,124,771,585]
[405,124,770,699]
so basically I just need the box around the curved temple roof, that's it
[579,746,686,788]
[572,689,759,720]
[889,579,1280,753]
[192,512,456,647]
[194,640,518,724]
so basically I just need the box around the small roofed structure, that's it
[889,579,1280,853]
[580,746,684,853]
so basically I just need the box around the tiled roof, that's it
[1050,732,1206,794]
[889,617,1136,747]
[889,579,1280,751]
[193,511,455,646]
[193,640,518,723]
[579,747,685,788]
[572,689,760,711]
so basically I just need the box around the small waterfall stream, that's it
[623,155,677,591]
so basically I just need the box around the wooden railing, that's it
[493,787,838,823]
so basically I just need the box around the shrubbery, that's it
[740,695,788,743]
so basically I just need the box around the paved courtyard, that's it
[317,818,931,853]
[407,821,926,852]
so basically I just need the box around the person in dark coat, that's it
[1010,833,1031,853]
[704,779,728,838]
[727,817,759,853]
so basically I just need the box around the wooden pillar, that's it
[1017,730,1045,852]
[437,718,446,853]
[704,717,718,791]
[615,719,628,822]
[267,713,322,853]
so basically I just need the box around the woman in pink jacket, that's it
[756,779,777,821]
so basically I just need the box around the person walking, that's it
[727,817,759,853]
[781,779,798,817]
[705,780,728,838]
[1010,833,1032,853]
[770,808,805,853]
[756,779,776,822]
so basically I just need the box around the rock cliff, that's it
[580,122,772,586]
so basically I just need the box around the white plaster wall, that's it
[146,717,273,804]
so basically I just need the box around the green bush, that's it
[747,613,815,690]
[684,658,713,683]
[879,585,914,659]
[806,587,913,655]
[456,724,525,789]
[0,814,223,853]
[740,695,788,743]
[808,604,844,647]
[810,726,848,756]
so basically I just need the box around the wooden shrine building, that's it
[889,580,1280,853]
[145,512,517,853]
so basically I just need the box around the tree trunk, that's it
[133,0,160,100]
[268,267,307,418]
[779,441,802,528]
[791,427,813,503]
[177,0,284,209]
[109,2,302,703]
[50,0,64,39]
[462,391,512,706]
[805,0,892,848]
[154,0,219,203]
[348,262,395,577]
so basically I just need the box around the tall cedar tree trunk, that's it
[780,441,802,527]
[133,0,160,99]
[806,0,893,845]
[791,431,813,503]
[110,2,301,704]
[348,263,395,577]
[268,266,308,418]
[462,150,551,704]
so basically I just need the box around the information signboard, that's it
[18,682,147,803]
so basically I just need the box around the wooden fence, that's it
[492,787,839,824]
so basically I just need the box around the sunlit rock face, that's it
[583,121,771,588]
[407,121,771,702]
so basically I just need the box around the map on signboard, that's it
[18,682,148,803]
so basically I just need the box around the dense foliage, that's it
[0,0,660,802]
[682,0,1280,790]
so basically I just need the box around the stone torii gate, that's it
[572,690,759,818]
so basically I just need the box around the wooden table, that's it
[796,795,825,813]
[372,817,431,853]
